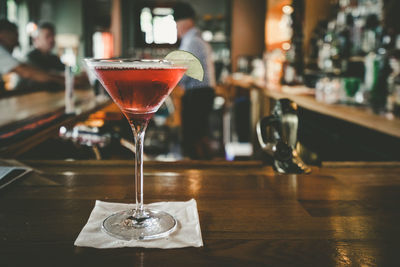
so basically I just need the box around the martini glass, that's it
[85,58,188,240]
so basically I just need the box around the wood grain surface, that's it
[0,90,110,157]
[0,90,96,128]
[1,160,399,266]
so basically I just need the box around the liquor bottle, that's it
[369,34,392,113]
[391,72,400,117]
[362,14,380,54]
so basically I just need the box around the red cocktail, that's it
[94,67,186,124]
[85,59,188,240]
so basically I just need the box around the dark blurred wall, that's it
[0,0,7,17]
[231,0,266,72]
[383,0,400,35]
[303,0,331,57]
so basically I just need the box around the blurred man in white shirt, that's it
[174,2,216,159]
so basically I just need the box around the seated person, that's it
[0,19,63,93]
[28,22,65,72]
[19,22,65,91]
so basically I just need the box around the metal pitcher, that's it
[256,99,311,174]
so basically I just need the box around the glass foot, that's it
[102,209,177,240]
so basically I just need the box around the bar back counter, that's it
[223,74,400,162]
[0,89,109,158]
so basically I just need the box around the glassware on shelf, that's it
[315,76,361,105]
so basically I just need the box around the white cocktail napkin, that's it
[74,199,203,249]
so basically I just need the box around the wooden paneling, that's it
[110,0,122,57]
[265,0,291,51]
[303,0,332,56]
[231,0,266,72]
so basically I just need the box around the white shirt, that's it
[0,44,19,75]
[179,27,215,90]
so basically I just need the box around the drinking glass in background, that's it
[315,77,341,104]
[64,65,75,114]
[315,76,363,105]
[342,77,361,101]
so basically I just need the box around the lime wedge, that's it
[165,50,204,81]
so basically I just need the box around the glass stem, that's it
[131,120,148,216]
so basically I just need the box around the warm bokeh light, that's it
[282,42,291,50]
[282,5,294,15]
[265,0,293,51]
[26,22,37,37]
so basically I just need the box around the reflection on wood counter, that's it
[0,90,110,157]
[1,160,399,266]
[0,90,97,128]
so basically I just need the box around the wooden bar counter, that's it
[223,74,400,139]
[1,160,400,266]
[0,89,110,157]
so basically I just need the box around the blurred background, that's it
[1,0,400,164]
